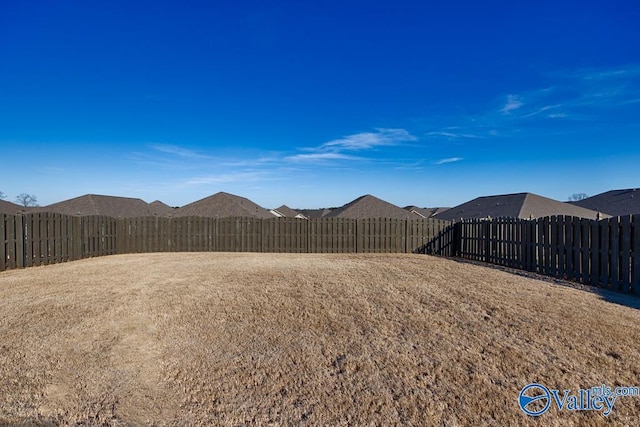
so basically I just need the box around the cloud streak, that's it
[501,95,524,114]
[425,131,484,139]
[424,64,640,141]
[286,128,417,164]
[150,143,212,159]
[434,157,463,165]
[285,152,360,162]
[321,128,417,151]
[185,171,271,185]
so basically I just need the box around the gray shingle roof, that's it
[39,194,156,217]
[570,188,640,216]
[404,206,451,219]
[298,208,332,218]
[148,200,174,216]
[0,199,28,215]
[170,192,273,218]
[434,192,607,221]
[326,194,418,219]
[271,205,307,218]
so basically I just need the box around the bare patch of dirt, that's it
[1,253,639,425]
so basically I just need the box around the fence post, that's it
[483,220,490,263]
[632,214,640,293]
[590,219,600,286]
[0,214,5,271]
[619,215,631,291]
[17,214,25,269]
[452,222,461,257]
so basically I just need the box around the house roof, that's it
[0,199,28,215]
[434,192,607,221]
[326,194,418,219]
[404,206,451,219]
[148,200,174,216]
[297,208,333,219]
[170,192,274,218]
[39,194,156,217]
[271,205,307,218]
[570,188,640,216]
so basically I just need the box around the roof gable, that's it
[435,193,527,221]
[404,206,451,219]
[0,199,27,214]
[170,192,273,218]
[436,192,605,221]
[148,200,174,216]
[326,194,415,219]
[571,188,640,216]
[520,193,605,220]
[297,208,332,218]
[271,205,307,218]
[40,194,155,217]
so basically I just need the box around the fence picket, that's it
[631,215,639,293]
[610,217,620,290]
[0,214,6,271]
[590,220,600,286]
[600,218,610,287]
[619,215,631,291]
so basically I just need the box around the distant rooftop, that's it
[434,192,606,221]
[405,206,450,219]
[0,199,28,215]
[326,194,418,219]
[148,200,174,216]
[39,194,157,217]
[570,188,640,216]
[270,205,308,219]
[170,192,274,218]
[297,208,333,219]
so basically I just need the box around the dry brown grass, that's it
[1,253,639,426]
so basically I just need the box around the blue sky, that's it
[1,1,639,209]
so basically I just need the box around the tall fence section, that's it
[421,215,640,293]
[1,213,450,272]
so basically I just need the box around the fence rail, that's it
[420,215,640,293]
[1,213,450,272]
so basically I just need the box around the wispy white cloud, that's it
[425,131,484,139]
[434,157,463,165]
[150,143,212,159]
[185,171,271,185]
[285,128,417,164]
[548,65,640,108]
[519,104,562,119]
[321,128,417,151]
[128,144,216,171]
[425,64,640,140]
[501,95,524,114]
[575,66,640,81]
[285,152,359,162]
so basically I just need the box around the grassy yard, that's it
[1,253,639,425]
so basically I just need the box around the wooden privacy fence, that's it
[1,213,450,272]
[1,213,117,271]
[420,215,640,293]
[116,216,449,253]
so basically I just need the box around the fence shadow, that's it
[449,257,640,310]
[415,222,459,256]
